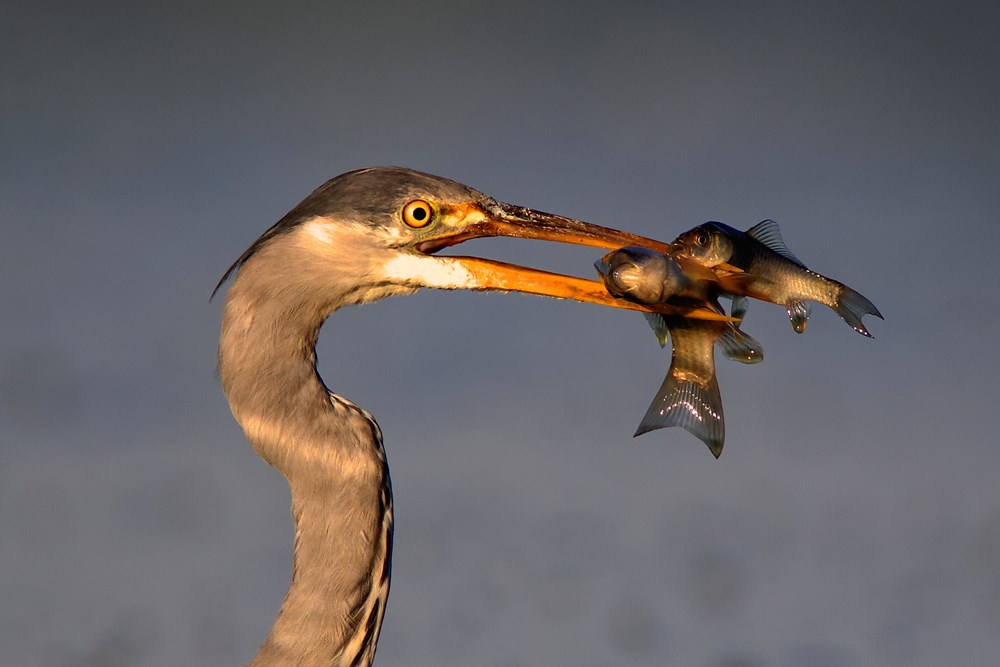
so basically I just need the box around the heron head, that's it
[215,167,733,320]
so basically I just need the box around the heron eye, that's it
[402,200,434,228]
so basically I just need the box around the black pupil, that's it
[412,206,427,221]
[697,233,708,245]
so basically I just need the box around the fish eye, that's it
[402,200,434,228]
[695,231,710,246]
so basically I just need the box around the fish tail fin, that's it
[719,324,764,364]
[634,373,725,458]
[834,285,883,338]
[787,301,812,333]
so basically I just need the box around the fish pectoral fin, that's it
[745,219,807,268]
[730,295,750,324]
[634,373,725,458]
[715,262,744,273]
[642,313,670,347]
[787,301,812,334]
[716,271,756,295]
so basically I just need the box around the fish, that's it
[596,246,764,457]
[596,246,763,363]
[673,220,883,336]
[594,245,694,304]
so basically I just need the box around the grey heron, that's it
[215,167,728,666]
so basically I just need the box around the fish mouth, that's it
[412,199,736,321]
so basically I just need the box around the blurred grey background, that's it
[2,1,998,666]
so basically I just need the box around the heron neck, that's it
[219,288,330,469]
[251,466,392,667]
[220,276,392,667]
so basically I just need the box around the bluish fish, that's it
[673,220,883,336]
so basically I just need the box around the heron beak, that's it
[414,200,735,322]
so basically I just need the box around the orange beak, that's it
[414,199,735,322]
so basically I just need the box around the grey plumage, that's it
[220,229,395,666]
[216,167,700,666]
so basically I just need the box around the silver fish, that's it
[594,245,694,304]
[596,246,763,363]
[596,247,763,457]
[673,220,883,336]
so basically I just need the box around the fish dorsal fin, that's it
[746,220,806,268]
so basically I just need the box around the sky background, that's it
[2,1,999,666]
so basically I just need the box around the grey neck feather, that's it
[219,242,393,667]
